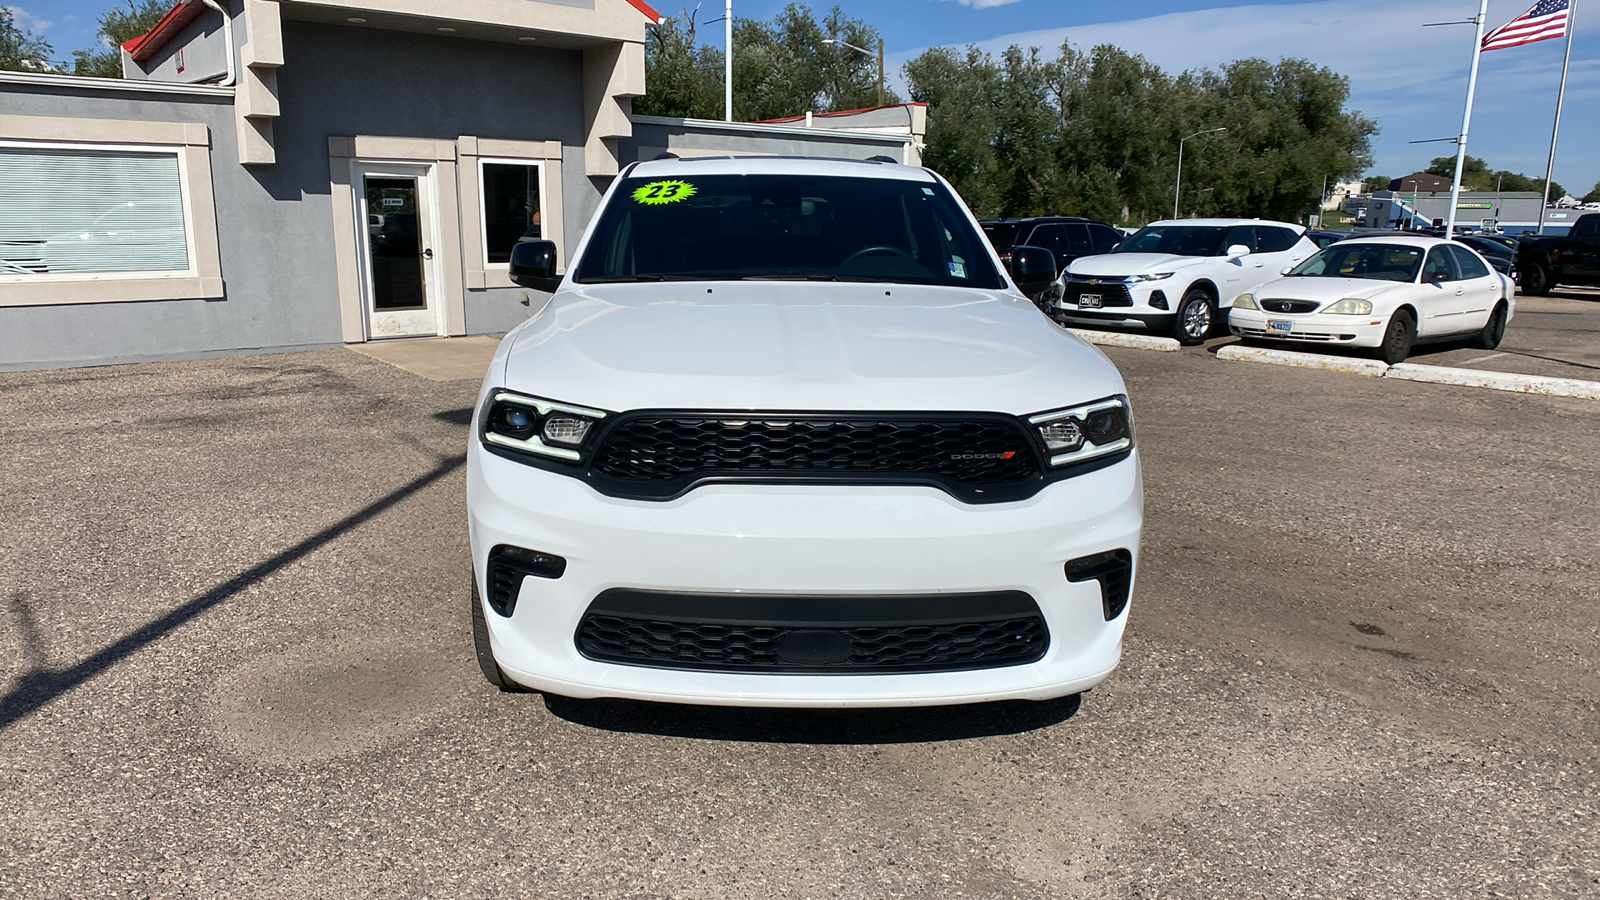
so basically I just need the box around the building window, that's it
[480,161,543,265]
[0,145,191,277]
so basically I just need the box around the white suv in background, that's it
[467,156,1143,708]
[1054,219,1319,344]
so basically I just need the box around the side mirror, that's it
[509,240,561,292]
[1226,244,1251,260]
[1008,245,1057,300]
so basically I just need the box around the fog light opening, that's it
[1066,549,1134,621]
[486,544,568,617]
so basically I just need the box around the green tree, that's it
[902,45,1003,214]
[1362,175,1392,193]
[1425,155,1564,199]
[1,7,55,72]
[636,3,898,122]
[72,0,170,78]
[632,9,725,119]
[1584,181,1600,203]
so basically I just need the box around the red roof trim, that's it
[626,0,663,23]
[754,101,926,124]
[121,0,201,62]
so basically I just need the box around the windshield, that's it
[1111,225,1229,257]
[1288,243,1423,282]
[574,173,1005,288]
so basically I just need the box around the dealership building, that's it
[0,0,925,370]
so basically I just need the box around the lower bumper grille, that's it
[1062,282,1134,307]
[575,589,1049,674]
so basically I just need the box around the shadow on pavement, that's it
[0,455,466,732]
[542,692,1082,744]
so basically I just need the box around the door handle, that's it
[1455,289,1464,295]
[422,248,434,260]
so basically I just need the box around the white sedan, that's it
[1227,236,1514,364]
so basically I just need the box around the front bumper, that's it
[1228,307,1389,348]
[466,445,1143,707]
[1053,279,1176,330]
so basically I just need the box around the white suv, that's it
[1055,218,1319,344]
[466,156,1143,708]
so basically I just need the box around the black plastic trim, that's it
[576,588,1049,674]
[1066,549,1134,621]
[486,544,567,618]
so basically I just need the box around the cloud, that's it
[890,0,1599,189]
[3,6,52,34]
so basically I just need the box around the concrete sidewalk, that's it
[347,335,501,382]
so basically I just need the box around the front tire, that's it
[471,576,530,693]
[1171,289,1215,345]
[1520,264,1553,296]
[1375,310,1415,365]
[1471,302,1508,350]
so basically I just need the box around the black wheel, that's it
[1170,289,1215,345]
[1471,302,1508,350]
[1519,264,1553,296]
[1375,310,1415,365]
[471,577,529,692]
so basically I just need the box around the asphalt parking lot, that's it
[2,341,1598,898]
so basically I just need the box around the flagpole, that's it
[1447,0,1491,238]
[1536,0,1577,235]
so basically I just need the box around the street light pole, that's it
[724,0,733,122]
[1174,127,1227,220]
[823,38,885,108]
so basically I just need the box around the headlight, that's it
[1233,293,1258,310]
[480,390,608,462]
[1028,395,1134,468]
[1124,272,1174,283]
[1321,298,1373,315]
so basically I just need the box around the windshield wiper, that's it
[739,274,840,281]
[579,274,667,283]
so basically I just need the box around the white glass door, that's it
[356,163,441,339]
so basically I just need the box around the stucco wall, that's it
[269,21,594,337]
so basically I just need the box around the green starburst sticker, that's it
[631,180,697,205]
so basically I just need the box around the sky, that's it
[12,0,1598,193]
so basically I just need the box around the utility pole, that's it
[1537,0,1577,234]
[1445,0,1490,238]
[1174,127,1226,220]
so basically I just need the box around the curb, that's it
[1066,329,1181,353]
[1216,344,1600,399]
[1386,363,1600,400]
[1215,345,1390,377]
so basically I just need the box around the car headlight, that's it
[1028,395,1134,468]
[480,390,608,462]
[1321,298,1373,315]
[1233,292,1258,310]
[1124,272,1174,283]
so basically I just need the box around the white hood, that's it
[1068,253,1208,278]
[1254,276,1408,302]
[501,282,1126,414]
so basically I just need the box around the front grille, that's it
[1233,325,1349,342]
[575,589,1048,674]
[1258,299,1321,314]
[586,413,1043,502]
[1062,281,1133,307]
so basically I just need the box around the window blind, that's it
[0,146,189,276]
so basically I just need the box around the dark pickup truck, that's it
[1517,213,1600,294]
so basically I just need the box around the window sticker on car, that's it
[948,260,967,278]
[631,180,697,205]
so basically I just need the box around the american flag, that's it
[1481,0,1571,51]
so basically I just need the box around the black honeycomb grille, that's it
[589,414,1040,490]
[575,589,1049,674]
[1062,282,1134,307]
[577,615,1048,673]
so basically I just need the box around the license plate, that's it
[1078,293,1103,309]
[1267,319,1293,333]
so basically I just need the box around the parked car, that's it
[1054,218,1319,344]
[1515,213,1600,295]
[468,155,1143,707]
[1304,230,1345,249]
[1453,234,1517,277]
[1228,236,1513,364]
[979,216,1123,275]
